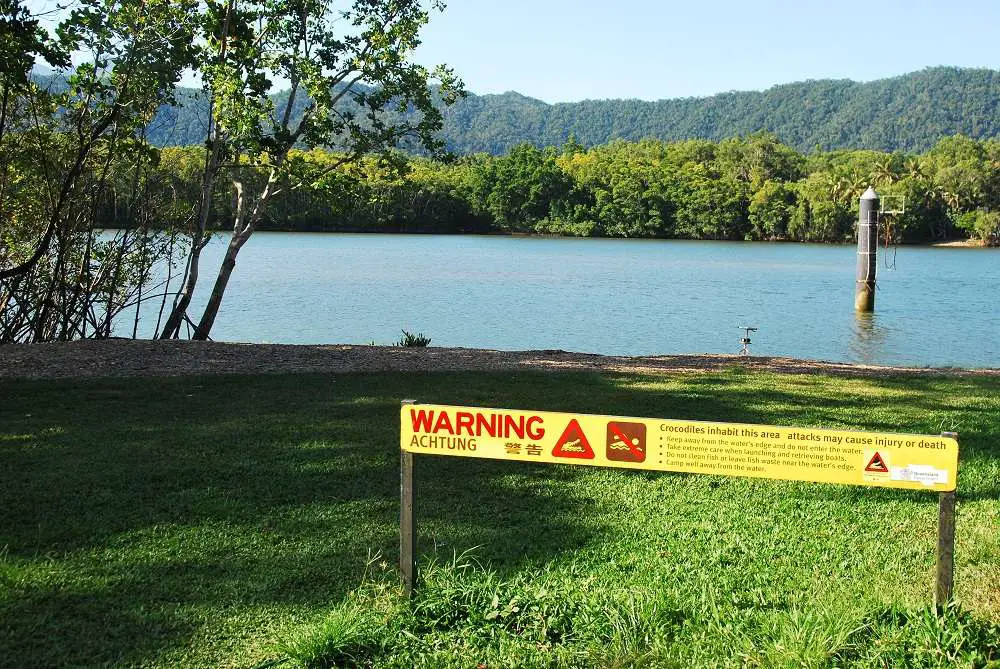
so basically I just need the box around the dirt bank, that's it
[1,340,997,380]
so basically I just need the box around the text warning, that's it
[401,404,958,492]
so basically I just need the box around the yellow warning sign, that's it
[400,404,958,492]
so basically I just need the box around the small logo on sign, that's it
[552,419,594,459]
[606,421,646,462]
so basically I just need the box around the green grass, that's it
[1,370,998,668]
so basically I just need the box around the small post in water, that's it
[855,187,879,312]
[400,400,417,596]
[936,431,958,607]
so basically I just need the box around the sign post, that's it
[399,403,959,602]
[936,431,958,607]
[400,400,417,596]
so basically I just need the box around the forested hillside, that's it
[142,67,1000,154]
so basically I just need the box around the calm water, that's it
[126,233,1000,367]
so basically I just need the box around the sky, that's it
[412,0,1000,103]
[22,0,1000,103]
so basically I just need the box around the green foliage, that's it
[956,210,1000,245]
[283,558,1000,668]
[834,603,1000,668]
[554,140,674,238]
[131,132,1000,245]
[0,0,67,84]
[156,0,466,341]
[1,0,197,342]
[466,144,575,231]
[395,330,431,347]
[277,596,389,668]
[749,180,796,239]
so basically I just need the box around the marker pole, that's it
[855,187,879,311]
[401,400,417,596]
[935,432,958,606]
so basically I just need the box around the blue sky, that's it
[23,0,1000,102]
[413,0,1000,102]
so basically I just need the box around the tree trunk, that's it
[157,131,223,339]
[158,4,231,339]
[158,239,203,338]
[190,171,278,341]
[191,239,238,340]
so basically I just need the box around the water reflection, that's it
[850,312,891,364]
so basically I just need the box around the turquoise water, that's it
[129,233,1000,367]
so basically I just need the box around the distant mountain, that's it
[144,67,1000,154]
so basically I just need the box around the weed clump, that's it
[833,603,1000,668]
[395,330,431,347]
[275,552,1000,668]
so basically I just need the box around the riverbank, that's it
[931,238,989,247]
[2,339,999,380]
[217,226,986,247]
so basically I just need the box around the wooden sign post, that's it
[936,430,959,607]
[400,400,417,595]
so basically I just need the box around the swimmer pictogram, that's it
[606,421,646,462]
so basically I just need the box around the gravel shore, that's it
[1,340,997,380]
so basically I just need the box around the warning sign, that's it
[552,419,594,459]
[607,421,646,463]
[400,404,958,492]
[865,451,889,473]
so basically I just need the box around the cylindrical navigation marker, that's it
[856,187,880,312]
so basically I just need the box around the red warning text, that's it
[409,409,545,441]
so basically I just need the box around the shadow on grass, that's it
[0,372,606,666]
[0,368,997,666]
[0,585,200,667]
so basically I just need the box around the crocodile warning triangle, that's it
[552,419,594,459]
[865,451,889,473]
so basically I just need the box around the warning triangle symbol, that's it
[552,419,595,459]
[865,451,889,473]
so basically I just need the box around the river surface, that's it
[125,233,1000,367]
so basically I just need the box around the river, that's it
[123,233,1000,368]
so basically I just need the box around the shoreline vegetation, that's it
[198,227,996,248]
[130,134,1000,246]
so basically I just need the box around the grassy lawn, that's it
[1,369,998,667]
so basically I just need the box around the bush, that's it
[395,330,431,347]
[956,210,1000,245]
